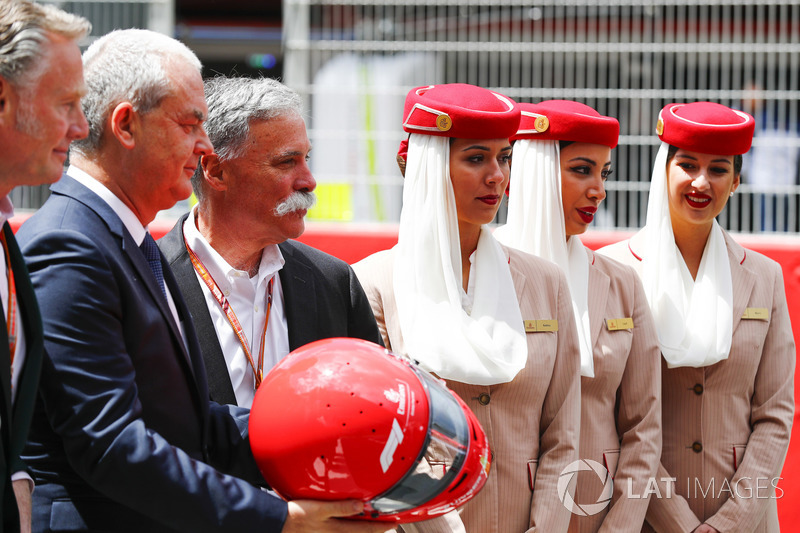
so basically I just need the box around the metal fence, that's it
[283,0,800,233]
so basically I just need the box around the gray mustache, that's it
[274,191,317,216]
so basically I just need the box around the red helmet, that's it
[249,337,491,522]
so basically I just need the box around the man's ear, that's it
[109,102,137,149]
[0,76,16,124]
[201,154,227,192]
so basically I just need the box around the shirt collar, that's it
[0,196,15,228]
[184,206,284,286]
[68,165,147,245]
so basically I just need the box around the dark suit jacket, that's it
[0,222,44,532]
[17,175,288,533]
[158,213,383,405]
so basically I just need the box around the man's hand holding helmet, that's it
[282,500,396,532]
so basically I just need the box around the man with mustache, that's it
[160,76,382,409]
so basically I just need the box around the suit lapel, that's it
[0,228,11,461]
[52,177,197,387]
[122,232,191,363]
[160,217,237,405]
[279,242,317,351]
[3,224,43,450]
[587,251,610,349]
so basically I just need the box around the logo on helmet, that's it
[380,419,405,473]
[557,459,613,516]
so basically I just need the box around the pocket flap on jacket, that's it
[527,459,538,491]
[603,449,621,479]
[733,444,747,470]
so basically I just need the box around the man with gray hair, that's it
[0,1,89,530]
[17,30,392,533]
[160,76,382,408]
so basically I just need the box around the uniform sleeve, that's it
[643,462,703,532]
[352,255,393,351]
[599,273,662,532]
[529,269,581,533]
[22,229,288,533]
[346,263,385,347]
[705,262,795,532]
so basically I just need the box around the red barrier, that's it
[12,214,800,525]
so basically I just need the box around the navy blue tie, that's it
[140,232,167,299]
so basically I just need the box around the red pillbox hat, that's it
[402,84,521,140]
[656,102,755,155]
[511,100,620,148]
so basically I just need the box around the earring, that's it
[729,192,734,197]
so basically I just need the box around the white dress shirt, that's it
[183,206,290,408]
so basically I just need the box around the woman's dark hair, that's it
[558,140,574,151]
[666,144,743,176]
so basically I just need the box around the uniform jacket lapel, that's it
[586,250,611,349]
[505,247,530,316]
[724,231,755,337]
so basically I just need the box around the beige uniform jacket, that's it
[353,245,581,533]
[600,230,795,533]
[568,249,662,533]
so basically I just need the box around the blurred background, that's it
[33,0,800,234]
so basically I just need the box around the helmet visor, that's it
[369,368,470,514]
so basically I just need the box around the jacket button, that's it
[693,383,704,395]
[478,393,491,405]
[691,441,703,453]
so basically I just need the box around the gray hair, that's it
[71,28,201,157]
[192,76,303,199]
[0,0,90,87]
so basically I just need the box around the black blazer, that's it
[159,212,383,405]
[18,176,289,532]
[0,222,44,532]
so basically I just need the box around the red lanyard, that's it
[184,234,273,389]
[0,232,16,369]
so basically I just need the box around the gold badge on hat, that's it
[534,115,549,133]
[656,118,664,136]
[436,114,452,132]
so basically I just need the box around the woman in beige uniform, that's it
[353,83,581,533]
[494,100,662,533]
[601,102,795,533]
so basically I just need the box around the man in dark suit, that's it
[0,2,89,530]
[16,28,392,533]
[159,76,382,408]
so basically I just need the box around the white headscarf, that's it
[494,139,594,377]
[393,133,528,386]
[640,142,734,368]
